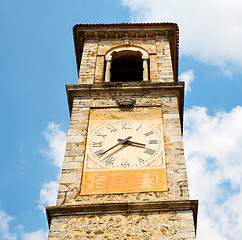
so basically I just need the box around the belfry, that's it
[46,23,198,239]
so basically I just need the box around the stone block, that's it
[62,161,81,170]
[174,231,196,239]
[67,135,84,143]
[60,172,81,184]
[168,172,187,182]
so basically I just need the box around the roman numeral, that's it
[92,142,102,147]
[145,131,154,137]
[102,156,115,165]
[149,140,158,144]
[122,121,132,129]
[95,149,104,157]
[121,159,130,168]
[136,124,142,131]
[106,124,117,132]
[144,148,155,155]
[97,132,107,138]
[137,156,146,164]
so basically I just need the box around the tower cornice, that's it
[46,200,198,232]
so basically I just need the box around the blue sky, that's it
[1,0,242,239]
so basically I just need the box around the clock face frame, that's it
[80,107,168,195]
[87,120,163,170]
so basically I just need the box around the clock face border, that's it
[80,107,168,195]
[87,119,163,170]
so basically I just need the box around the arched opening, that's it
[104,46,149,83]
[110,51,143,82]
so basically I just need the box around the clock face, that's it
[87,120,162,169]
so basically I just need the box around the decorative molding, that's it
[46,200,198,231]
[116,97,136,106]
[124,38,130,45]
[105,45,149,60]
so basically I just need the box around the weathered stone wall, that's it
[56,98,90,205]
[56,84,188,206]
[155,38,174,82]
[77,37,174,84]
[94,55,104,83]
[78,40,98,84]
[48,210,195,240]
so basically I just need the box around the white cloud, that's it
[38,181,59,213]
[42,122,67,169]
[38,123,67,212]
[179,70,195,93]
[122,0,242,71]
[0,210,48,240]
[0,210,17,240]
[22,229,48,240]
[0,123,64,240]
[184,106,242,240]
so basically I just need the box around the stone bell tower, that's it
[46,23,198,239]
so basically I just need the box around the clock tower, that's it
[46,23,198,239]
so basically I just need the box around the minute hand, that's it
[101,136,132,155]
[118,139,145,147]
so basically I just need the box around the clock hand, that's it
[101,136,132,155]
[118,139,146,147]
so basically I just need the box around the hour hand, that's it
[101,136,132,155]
[118,139,146,147]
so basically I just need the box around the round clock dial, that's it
[87,120,162,169]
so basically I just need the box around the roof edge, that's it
[73,22,178,29]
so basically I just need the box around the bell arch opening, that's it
[104,46,149,83]
[110,51,143,82]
